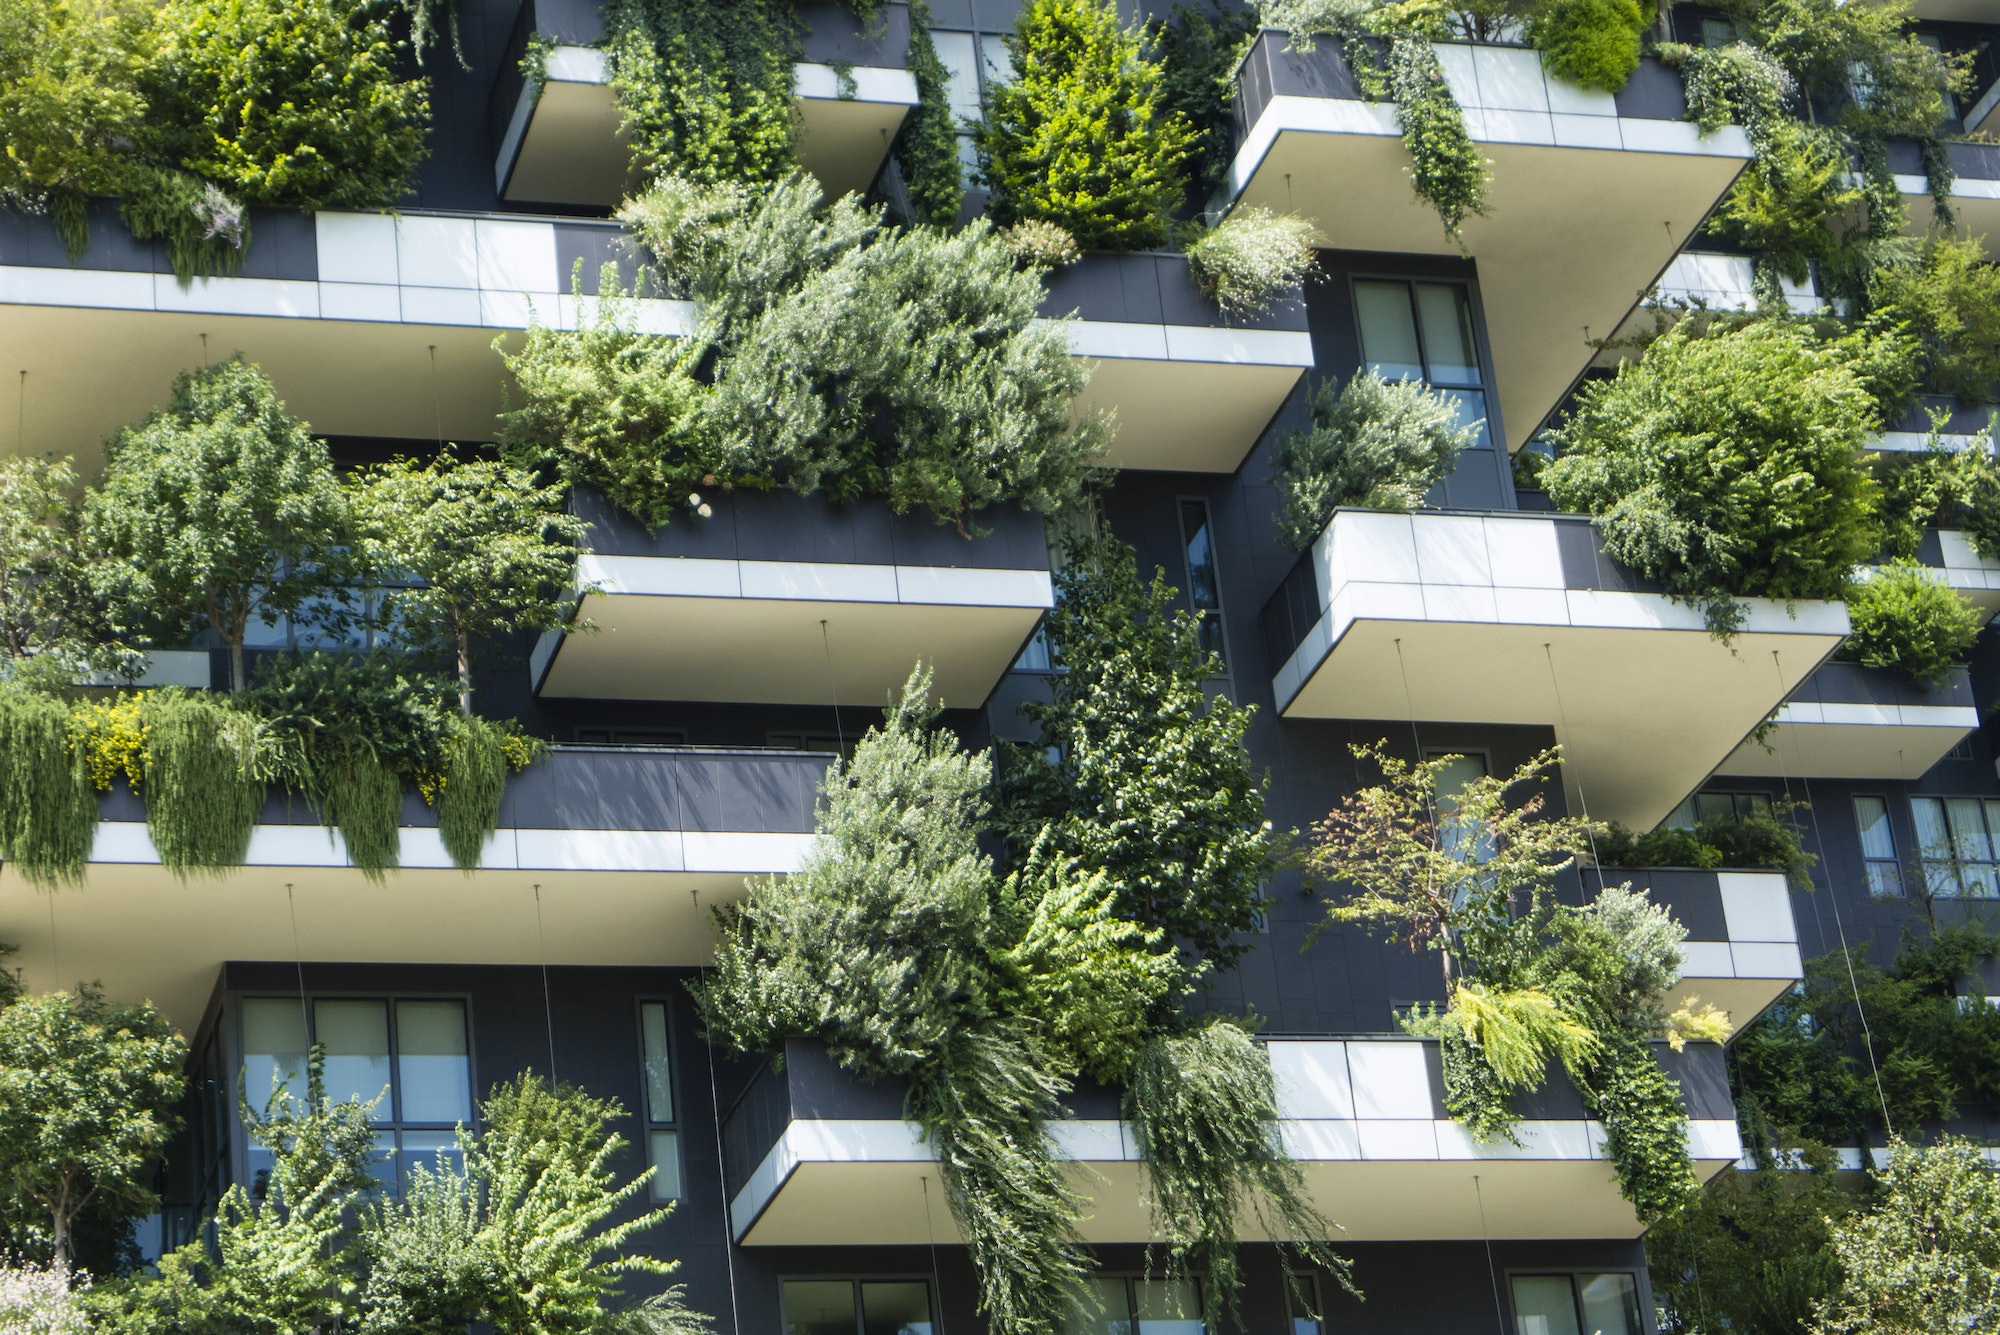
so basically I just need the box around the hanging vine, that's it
[896,0,963,225]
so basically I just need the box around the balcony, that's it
[0,745,829,1031]
[1911,528,2000,621]
[1870,395,1994,454]
[1228,36,1750,448]
[1580,868,1804,1034]
[1258,510,1849,829]
[1041,252,1313,473]
[1713,660,1979,781]
[488,0,918,207]
[1892,139,2000,255]
[532,487,1052,707]
[721,1037,1742,1246]
[0,203,690,467]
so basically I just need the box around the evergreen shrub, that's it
[1839,560,1982,688]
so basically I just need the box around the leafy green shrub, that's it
[1866,236,2000,403]
[1708,119,1864,288]
[1594,804,1816,887]
[1150,5,1257,204]
[1527,0,1646,92]
[897,3,963,226]
[1542,319,1905,635]
[978,0,1193,251]
[1869,444,1996,561]
[147,0,429,209]
[1273,371,1479,551]
[1839,560,1982,688]
[605,0,799,187]
[1185,207,1318,319]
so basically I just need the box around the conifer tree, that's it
[978,0,1193,251]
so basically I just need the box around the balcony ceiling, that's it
[1714,707,1979,780]
[1069,333,1311,473]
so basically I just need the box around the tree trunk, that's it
[456,631,473,716]
[229,638,246,694]
[50,1202,69,1273]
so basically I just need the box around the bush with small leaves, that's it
[1001,220,1081,270]
[1185,207,1317,319]
[1839,559,1982,688]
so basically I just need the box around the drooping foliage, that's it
[135,690,266,877]
[1273,371,1480,550]
[999,531,1281,972]
[604,0,799,188]
[978,0,1194,251]
[1542,318,1908,636]
[503,177,1103,534]
[0,685,98,887]
[897,0,965,226]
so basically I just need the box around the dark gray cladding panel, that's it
[1889,136,2000,180]
[1611,57,1693,121]
[574,484,1052,571]
[799,1,912,65]
[1582,868,1734,944]
[1890,394,1998,435]
[0,201,317,280]
[493,747,829,832]
[1039,250,1308,332]
[1796,659,1976,710]
[553,221,654,295]
[522,0,607,45]
[783,1038,910,1118]
[1660,1042,1734,1121]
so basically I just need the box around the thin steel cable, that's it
[821,619,846,755]
[698,925,746,1335]
[15,370,23,452]
[1473,1174,1506,1335]
[1542,643,1604,868]
[1764,651,1894,1135]
[533,883,557,1083]
[428,345,444,449]
[46,890,57,985]
[921,1174,948,1335]
[286,883,308,1035]
[1391,636,1424,761]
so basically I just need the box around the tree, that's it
[1810,1137,2000,1335]
[998,531,1280,975]
[82,359,353,693]
[352,455,590,714]
[0,456,133,684]
[978,0,1193,251]
[0,988,186,1271]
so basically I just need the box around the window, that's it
[1065,1277,1205,1335]
[638,1001,681,1201]
[768,731,848,754]
[1428,750,1494,866]
[1286,1272,1325,1335]
[780,1279,935,1335]
[1352,278,1491,447]
[1510,1273,1642,1335]
[1911,796,2000,898]
[1853,796,1903,898]
[1666,790,1772,829]
[238,996,471,1195]
[1178,498,1228,669]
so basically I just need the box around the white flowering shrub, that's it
[0,1260,89,1335]
[1185,207,1317,319]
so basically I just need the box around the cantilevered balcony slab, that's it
[1892,139,2000,255]
[1910,528,2000,621]
[1041,252,1313,473]
[1869,396,1994,454]
[0,746,829,1030]
[0,204,690,468]
[1582,868,1804,1033]
[721,1038,1741,1246]
[1714,660,1979,781]
[489,1,918,206]
[533,488,1051,707]
[1259,510,1849,829]
[1228,37,1750,448]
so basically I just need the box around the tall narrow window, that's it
[1178,498,1227,668]
[1285,1272,1324,1335]
[1429,751,1493,865]
[639,1001,681,1200]
[1853,796,1903,898]
[1353,278,1491,447]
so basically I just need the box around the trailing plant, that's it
[83,359,355,693]
[511,177,1103,533]
[1273,370,1480,550]
[604,0,799,187]
[999,530,1282,973]
[978,0,1194,251]
[1525,0,1645,93]
[137,690,265,877]
[1541,318,1907,636]
[1151,5,1258,204]
[0,987,187,1272]
[431,715,529,873]
[0,685,98,888]
[897,1,963,226]
[1595,803,1816,888]
[1185,207,1318,320]
[1125,1020,1356,1329]
[1838,560,1982,688]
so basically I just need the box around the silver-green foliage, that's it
[1274,371,1479,551]
[1185,207,1318,320]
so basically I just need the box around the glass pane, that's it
[641,1002,674,1123]
[1665,797,1698,831]
[1927,858,1965,899]
[1694,793,1736,825]
[1285,1273,1322,1335]
[1511,1276,1582,1335]
[395,1000,470,1125]
[1354,281,1424,382]
[649,1130,682,1201]
[1854,797,1895,859]
[1064,1278,1134,1335]
[1913,797,1953,860]
[315,1000,391,1119]
[1577,1274,1642,1335]
[366,1129,397,1190]
[861,1282,934,1335]
[1439,388,1491,449]
[1949,797,1992,862]
[1962,863,2000,898]
[1742,793,1773,816]
[1415,283,1481,384]
[1134,1279,1203,1335]
[1865,861,1904,898]
[783,1281,858,1335]
[1179,500,1226,666]
[398,1130,462,1189]
[240,998,308,1114]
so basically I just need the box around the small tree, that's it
[1866,235,2000,403]
[1810,1136,2000,1335]
[352,455,590,714]
[0,987,187,1270]
[0,456,133,684]
[998,530,1280,974]
[978,0,1193,251]
[82,359,353,693]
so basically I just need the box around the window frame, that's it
[1176,494,1231,677]
[1504,1268,1646,1335]
[231,991,478,1197]
[636,997,684,1202]
[776,1275,938,1335]
[1852,794,1904,899]
[1910,794,2000,899]
[1346,273,1500,449]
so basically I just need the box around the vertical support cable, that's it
[533,883,557,1084]
[1473,1174,1506,1335]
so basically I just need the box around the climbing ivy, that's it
[604,0,800,188]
